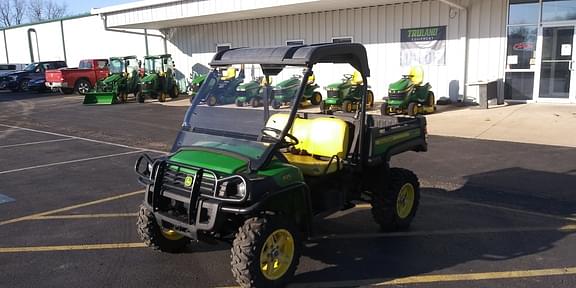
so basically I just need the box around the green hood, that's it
[169,149,248,174]
[326,81,343,90]
[275,77,299,89]
[102,73,123,85]
[389,77,413,92]
[192,74,206,85]
[142,73,158,84]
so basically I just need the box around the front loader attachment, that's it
[83,91,116,105]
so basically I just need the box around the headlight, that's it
[9,75,18,81]
[325,87,337,91]
[216,176,246,200]
[237,88,246,92]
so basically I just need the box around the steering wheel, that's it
[261,127,299,147]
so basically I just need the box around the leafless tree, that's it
[27,0,66,23]
[0,0,27,27]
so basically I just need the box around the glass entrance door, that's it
[538,25,576,102]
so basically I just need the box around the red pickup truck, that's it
[45,59,109,94]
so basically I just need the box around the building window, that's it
[217,44,231,52]
[506,26,537,69]
[508,0,539,25]
[286,40,304,46]
[505,72,534,100]
[332,37,353,43]
[542,0,576,22]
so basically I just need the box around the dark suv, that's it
[2,61,67,92]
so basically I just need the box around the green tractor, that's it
[138,54,180,103]
[270,73,322,109]
[381,66,436,116]
[235,76,266,107]
[320,70,374,113]
[134,43,428,288]
[83,56,140,105]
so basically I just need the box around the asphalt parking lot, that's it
[1,91,575,288]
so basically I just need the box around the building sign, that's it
[400,26,446,66]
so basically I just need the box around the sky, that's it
[64,0,138,15]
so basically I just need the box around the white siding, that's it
[164,0,479,101]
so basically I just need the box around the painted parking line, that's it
[0,138,75,149]
[0,190,144,226]
[0,243,146,253]
[0,123,167,154]
[32,213,138,220]
[0,150,143,175]
[288,267,576,288]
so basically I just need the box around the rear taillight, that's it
[60,78,64,81]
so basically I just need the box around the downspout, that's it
[28,28,39,62]
[102,15,166,53]
[60,20,67,63]
[440,0,469,102]
[2,29,8,63]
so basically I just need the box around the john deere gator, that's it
[83,56,140,105]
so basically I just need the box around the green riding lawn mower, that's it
[83,56,140,105]
[138,54,180,103]
[381,66,436,116]
[321,70,374,113]
[134,43,428,288]
[235,76,266,107]
[270,73,322,109]
[187,64,208,98]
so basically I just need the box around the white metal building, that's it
[3,0,576,104]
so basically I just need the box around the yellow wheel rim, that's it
[259,229,295,280]
[396,183,415,219]
[161,229,184,241]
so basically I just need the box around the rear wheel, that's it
[75,79,92,95]
[380,102,389,115]
[342,100,353,113]
[319,100,327,113]
[366,90,374,108]
[427,91,436,112]
[158,92,167,102]
[310,92,322,105]
[236,98,244,107]
[171,85,179,99]
[136,205,189,253]
[371,168,420,231]
[231,216,301,288]
[271,99,281,109]
[407,102,418,116]
[207,95,218,106]
[136,87,145,103]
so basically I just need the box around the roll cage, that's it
[182,43,371,172]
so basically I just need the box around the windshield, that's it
[23,63,38,71]
[109,59,124,74]
[144,58,163,74]
[174,64,308,162]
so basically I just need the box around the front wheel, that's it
[158,92,167,102]
[342,100,353,113]
[231,217,301,288]
[207,95,218,106]
[250,97,261,108]
[310,92,322,105]
[235,98,244,107]
[371,168,420,231]
[380,102,389,115]
[136,205,189,253]
[19,80,30,92]
[271,99,281,109]
[407,102,418,116]
[366,90,375,108]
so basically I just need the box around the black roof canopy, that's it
[209,43,370,77]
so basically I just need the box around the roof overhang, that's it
[92,0,469,30]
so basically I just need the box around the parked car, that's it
[45,59,109,94]
[1,61,67,92]
[0,64,27,89]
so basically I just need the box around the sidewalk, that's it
[426,103,576,148]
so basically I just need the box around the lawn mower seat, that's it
[266,114,349,176]
[408,66,424,86]
[351,70,363,85]
[221,67,237,81]
[307,75,316,85]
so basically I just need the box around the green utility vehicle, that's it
[321,71,374,113]
[235,76,266,107]
[134,43,427,288]
[381,66,436,116]
[83,56,140,105]
[270,74,322,109]
[138,54,180,103]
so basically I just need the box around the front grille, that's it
[388,93,407,100]
[162,168,216,201]
[327,90,338,98]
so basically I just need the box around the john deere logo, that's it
[184,175,194,187]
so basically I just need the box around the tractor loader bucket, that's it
[83,91,116,105]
